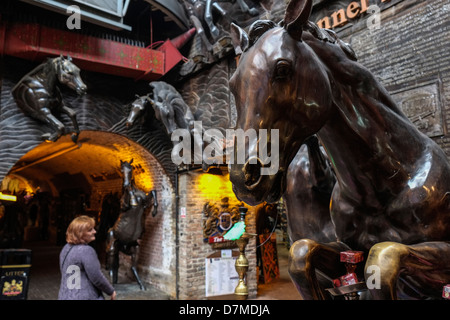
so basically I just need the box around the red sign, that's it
[208,236,227,244]
[340,250,364,264]
[443,284,450,299]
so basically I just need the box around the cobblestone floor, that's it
[23,240,300,300]
[25,241,170,300]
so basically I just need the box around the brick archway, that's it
[2,130,177,296]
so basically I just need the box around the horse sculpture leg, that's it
[289,239,350,299]
[106,229,119,284]
[365,241,450,299]
[61,105,80,142]
[41,107,65,142]
[130,244,146,290]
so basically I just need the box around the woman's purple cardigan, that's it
[58,243,115,300]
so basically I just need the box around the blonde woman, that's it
[58,215,116,300]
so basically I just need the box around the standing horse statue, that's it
[106,159,158,290]
[228,0,450,299]
[11,55,86,142]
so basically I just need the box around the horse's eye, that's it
[274,60,292,80]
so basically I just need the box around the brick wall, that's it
[336,0,450,155]
[177,170,257,300]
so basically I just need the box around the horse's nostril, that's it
[243,158,262,188]
[78,86,87,95]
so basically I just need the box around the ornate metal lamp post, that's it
[234,235,250,299]
[223,206,255,300]
[234,207,250,300]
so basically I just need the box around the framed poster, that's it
[205,252,239,297]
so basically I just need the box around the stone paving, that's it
[25,241,170,300]
[23,240,300,300]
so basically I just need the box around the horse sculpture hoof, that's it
[71,133,79,143]
[42,133,55,142]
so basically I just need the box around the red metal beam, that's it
[2,21,178,81]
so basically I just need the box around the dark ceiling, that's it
[1,0,186,47]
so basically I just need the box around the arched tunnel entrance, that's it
[0,130,177,297]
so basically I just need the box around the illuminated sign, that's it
[0,193,17,202]
[316,0,391,29]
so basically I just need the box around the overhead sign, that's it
[315,0,391,29]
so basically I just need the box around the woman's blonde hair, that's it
[66,215,95,244]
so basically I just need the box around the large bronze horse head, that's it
[229,0,450,299]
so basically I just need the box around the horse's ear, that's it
[283,0,312,41]
[230,23,249,56]
[145,94,154,103]
[67,55,72,61]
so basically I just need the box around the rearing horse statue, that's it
[126,81,196,135]
[106,159,158,290]
[12,55,86,142]
[229,0,450,299]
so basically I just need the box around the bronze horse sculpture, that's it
[229,0,450,299]
[12,55,86,142]
[106,159,158,290]
[126,81,195,135]
[126,81,204,163]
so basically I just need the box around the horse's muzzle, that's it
[77,84,87,95]
[243,157,263,189]
[229,157,284,206]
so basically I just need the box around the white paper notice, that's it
[205,256,239,297]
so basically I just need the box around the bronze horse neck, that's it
[316,81,424,203]
[304,31,449,250]
[14,59,59,94]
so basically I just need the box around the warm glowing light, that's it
[1,174,35,195]
[197,173,235,197]
[0,192,17,202]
